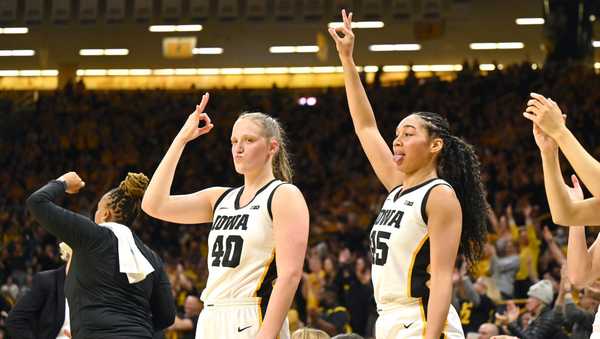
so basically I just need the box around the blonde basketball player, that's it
[141,93,309,339]
[329,10,488,339]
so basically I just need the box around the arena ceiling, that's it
[0,0,598,89]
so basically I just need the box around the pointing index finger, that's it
[198,92,210,113]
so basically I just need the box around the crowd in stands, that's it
[1,61,600,338]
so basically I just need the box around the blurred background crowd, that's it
[1,62,600,338]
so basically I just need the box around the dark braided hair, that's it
[414,112,488,267]
[107,172,149,226]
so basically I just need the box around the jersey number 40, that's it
[211,235,244,267]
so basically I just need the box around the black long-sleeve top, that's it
[26,180,176,339]
[507,305,567,339]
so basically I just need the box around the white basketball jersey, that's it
[370,178,452,307]
[201,179,285,313]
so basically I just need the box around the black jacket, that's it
[507,305,568,339]
[26,180,176,339]
[6,266,67,339]
[557,299,595,339]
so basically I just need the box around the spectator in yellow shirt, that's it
[508,205,541,298]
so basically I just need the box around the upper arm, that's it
[355,127,404,191]
[142,186,228,224]
[462,279,481,305]
[271,184,309,277]
[561,197,600,226]
[26,183,103,250]
[427,185,462,277]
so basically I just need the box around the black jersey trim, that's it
[212,187,236,213]
[387,183,403,194]
[420,182,453,225]
[267,182,288,220]
[255,252,277,320]
[394,178,438,202]
[408,235,431,300]
[234,179,278,210]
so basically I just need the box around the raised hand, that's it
[57,172,85,194]
[338,247,351,264]
[542,225,554,242]
[484,243,496,258]
[506,301,520,323]
[494,311,508,325]
[327,9,355,61]
[523,203,532,218]
[505,205,513,218]
[451,268,461,284]
[176,92,214,144]
[559,265,572,292]
[524,93,567,140]
[565,174,584,201]
[532,118,558,155]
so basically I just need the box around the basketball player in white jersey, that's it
[525,93,600,338]
[141,93,309,339]
[329,10,488,339]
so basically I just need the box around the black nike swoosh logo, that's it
[403,322,415,329]
[237,325,252,332]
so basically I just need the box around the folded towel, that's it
[99,222,155,283]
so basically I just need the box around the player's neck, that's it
[243,167,275,192]
[402,167,437,191]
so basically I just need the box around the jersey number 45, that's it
[370,230,390,265]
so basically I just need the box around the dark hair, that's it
[107,172,149,226]
[414,112,488,267]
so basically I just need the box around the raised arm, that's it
[257,184,309,339]
[328,10,403,191]
[554,173,600,287]
[525,93,600,198]
[455,263,481,306]
[531,116,600,226]
[542,226,565,265]
[141,93,228,224]
[26,173,103,250]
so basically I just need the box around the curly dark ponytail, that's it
[107,172,149,226]
[414,112,488,267]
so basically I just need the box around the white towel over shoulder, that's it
[99,222,155,283]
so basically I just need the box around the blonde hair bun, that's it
[119,172,149,199]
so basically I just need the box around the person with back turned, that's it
[26,171,176,339]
